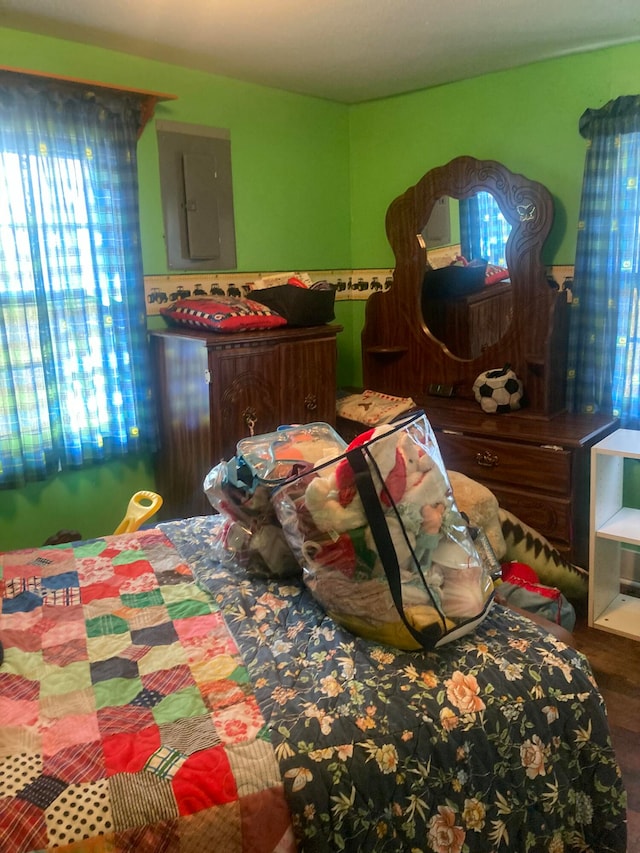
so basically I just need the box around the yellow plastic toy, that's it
[113,490,163,535]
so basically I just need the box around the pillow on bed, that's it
[160,295,287,332]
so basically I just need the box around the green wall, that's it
[1,27,639,549]
[348,42,640,269]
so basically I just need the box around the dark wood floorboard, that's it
[573,609,640,852]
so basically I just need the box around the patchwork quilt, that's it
[0,527,293,852]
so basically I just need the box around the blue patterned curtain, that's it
[460,192,509,266]
[0,74,157,488]
[566,95,640,428]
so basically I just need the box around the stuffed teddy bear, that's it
[304,423,451,547]
[447,470,506,560]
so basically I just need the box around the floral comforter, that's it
[164,516,627,853]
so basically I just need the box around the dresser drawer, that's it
[436,432,571,496]
[489,484,572,549]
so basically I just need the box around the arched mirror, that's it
[420,191,513,359]
[362,156,568,417]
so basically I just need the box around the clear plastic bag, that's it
[272,411,495,650]
[203,422,347,577]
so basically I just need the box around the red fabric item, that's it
[160,296,286,332]
[501,561,538,585]
[501,561,563,607]
[102,726,161,775]
[484,264,510,285]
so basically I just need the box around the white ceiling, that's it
[2,0,640,103]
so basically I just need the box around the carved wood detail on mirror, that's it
[362,155,566,417]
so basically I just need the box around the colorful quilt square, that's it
[85,613,130,638]
[0,695,39,726]
[118,571,160,596]
[41,713,101,757]
[144,745,187,780]
[40,686,96,720]
[96,703,155,737]
[2,576,42,598]
[43,742,104,785]
[39,660,92,697]
[172,746,238,816]
[86,631,131,662]
[1,626,44,653]
[17,774,67,810]
[2,590,42,614]
[125,604,171,632]
[0,796,48,852]
[40,616,87,648]
[165,597,213,621]
[151,686,208,726]
[42,586,81,607]
[82,581,125,605]
[44,778,113,847]
[108,772,177,831]
[0,744,42,798]
[158,714,222,755]
[173,612,229,644]
[115,819,180,852]
[93,675,143,710]
[0,670,40,703]
[141,664,194,698]
[120,589,164,610]
[211,697,265,746]
[102,726,161,776]
[41,571,79,591]
[90,656,139,684]
[130,621,178,647]
[43,638,88,667]
[200,678,250,713]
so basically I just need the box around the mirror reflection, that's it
[420,192,513,359]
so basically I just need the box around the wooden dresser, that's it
[150,324,341,520]
[419,399,617,568]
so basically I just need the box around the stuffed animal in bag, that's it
[304,424,450,544]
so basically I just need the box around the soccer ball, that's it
[473,367,523,414]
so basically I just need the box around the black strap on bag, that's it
[346,444,446,650]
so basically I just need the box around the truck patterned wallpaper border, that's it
[144,265,574,315]
[144,269,394,314]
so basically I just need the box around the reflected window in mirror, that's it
[460,192,510,267]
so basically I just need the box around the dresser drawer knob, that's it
[304,393,318,411]
[475,450,499,468]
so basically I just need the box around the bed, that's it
[0,515,627,852]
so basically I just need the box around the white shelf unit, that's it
[589,429,640,639]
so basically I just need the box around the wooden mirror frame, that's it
[362,156,568,417]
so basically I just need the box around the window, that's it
[566,95,640,429]
[460,192,510,267]
[0,73,157,488]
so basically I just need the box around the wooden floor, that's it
[572,604,640,852]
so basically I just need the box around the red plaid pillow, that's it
[484,264,510,285]
[160,295,287,332]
